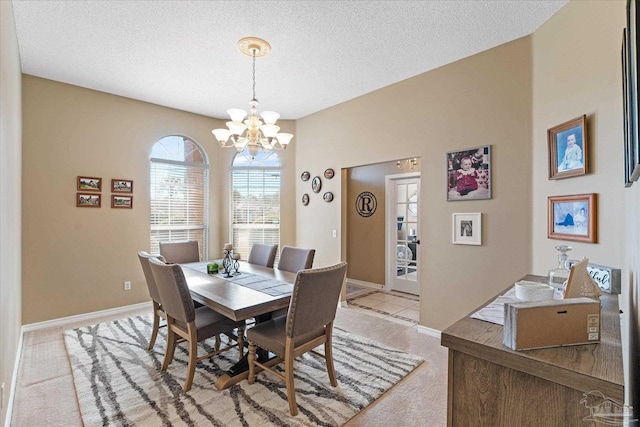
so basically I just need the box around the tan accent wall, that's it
[21,76,296,324]
[531,0,635,408]
[0,0,23,420]
[296,36,533,331]
[346,160,421,285]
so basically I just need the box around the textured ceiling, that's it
[11,0,567,120]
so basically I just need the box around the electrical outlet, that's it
[124,281,131,291]
[332,229,337,238]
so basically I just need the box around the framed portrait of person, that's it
[548,115,588,180]
[452,212,481,245]
[446,145,491,201]
[547,193,597,243]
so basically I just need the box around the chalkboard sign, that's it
[567,260,621,294]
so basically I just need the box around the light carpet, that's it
[63,314,424,426]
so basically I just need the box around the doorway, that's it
[385,173,420,295]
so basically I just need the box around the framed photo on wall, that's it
[623,0,640,185]
[112,195,133,209]
[77,193,101,207]
[547,193,597,243]
[112,179,133,193]
[548,115,588,180]
[446,145,491,201]
[452,213,481,245]
[77,176,102,192]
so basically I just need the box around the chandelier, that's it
[212,37,293,157]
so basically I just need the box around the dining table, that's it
[180,260,297,390]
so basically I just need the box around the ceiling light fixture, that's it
[212,37,293,158]
[397,158,418,170]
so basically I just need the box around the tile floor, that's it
[346,286,420,326]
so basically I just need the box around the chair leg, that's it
[161,325,177,371]
[285,338,298,416]
[183,329,198,392]
[325,326,338,387]
[247,342,256,384]
[147,304,160,350]
[214,334,221,351]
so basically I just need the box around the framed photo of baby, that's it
[548,115,588,180]
[447,145,491,201]
[548,193,597,243]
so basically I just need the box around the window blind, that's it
[150,159,209,259]
[231,168,280,261]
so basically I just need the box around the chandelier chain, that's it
[252,50,256,101]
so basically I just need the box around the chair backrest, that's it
[137,251,165,304]
[277,246,315,273]
[148,257,195,324]
[159,240,200,264]
[247,243,278,268]
[286,262,347,339]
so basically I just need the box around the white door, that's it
[386,174,420,295]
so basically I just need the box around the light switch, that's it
[332,229,337,238]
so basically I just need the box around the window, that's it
[150,136,209,259]
[231,150,281,261]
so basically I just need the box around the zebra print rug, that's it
[63,314,423,426]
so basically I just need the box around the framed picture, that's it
[77,193,101,207]
[324,168,335,179]
[548,115,588,180]
[547,193,597,243]
[447,145,491,201]
[323,191,334,203]
[301,171,310,181]
[112,195,133,209]
[624,1,640,185]
[112,179,133,193]
[312,176,322,193]
[77,176,102,192]
[452,213,481,245]
[302,193,309,206]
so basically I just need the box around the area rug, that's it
[63,314,423,426]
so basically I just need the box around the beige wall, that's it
[0,0,23,421]
[531,0,635,406]
[296,36,533,331]
[346,160,421,285]
[21,76,296,324]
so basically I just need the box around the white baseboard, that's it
[21,302,151,332]
[4,327,24,427]
[346,278,383,289]
[415,324,442,339]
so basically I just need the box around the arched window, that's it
[150,136,209,259]
[231,150,281,261]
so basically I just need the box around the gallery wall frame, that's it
[77,176,102,192]
[112,179,133,193]
[547,193,597,244]
[547,115,588,180]
[77,193,101,207]
[112,195,133,209]
[452,212,481,245]
[623,0,640,186]
[446,145,491,201]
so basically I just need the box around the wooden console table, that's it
[441,275,624,426]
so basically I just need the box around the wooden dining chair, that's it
[277,246,315,273]
[137,251,168,350]
[159,240,200,264]
[248,243,278,268]
[148,257,246,392]
[247,262,348,416]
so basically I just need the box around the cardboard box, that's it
[503,297,600,350]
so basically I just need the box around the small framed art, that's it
[301,171,310,181]
[77,193,101,207]
[112,195,133,209]
[323,191,334,203]
[77,176,102,192]
[547,193,597,243]
[302,193,309,206]
[548,115,588,180]
[324,168,335,179]
[447,146,491,201]
[452,213,481,245]
[112,179,133,193]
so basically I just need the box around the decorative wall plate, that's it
[301,171,310,181]
[312,176,322,193]
[302,193,309,206]
[324,168,335,179]
[323,191,334,203]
